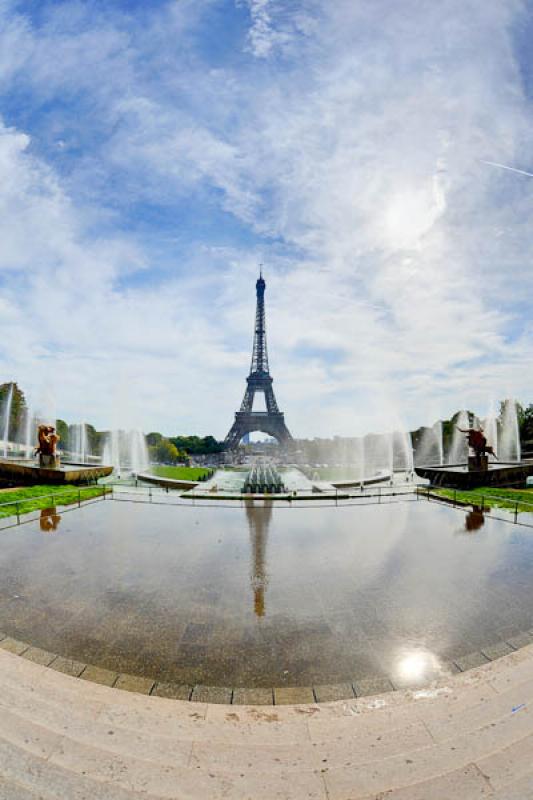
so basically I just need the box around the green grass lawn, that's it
[0,484,109,519]
[428,486,533,513]
[150,465,213,481]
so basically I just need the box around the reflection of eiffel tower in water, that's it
[244,499,272,617]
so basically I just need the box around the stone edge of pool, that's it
[1,627,533,705]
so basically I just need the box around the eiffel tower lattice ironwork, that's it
[224,272,293,449]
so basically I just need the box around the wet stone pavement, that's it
[0,497,532,691]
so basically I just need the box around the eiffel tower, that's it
[224,272,293,449]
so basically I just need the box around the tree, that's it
[519,404,533,443]
[146,432,163,446]
[169,435,224,454]
[151,438,180,464]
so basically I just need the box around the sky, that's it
[0,0,532,439]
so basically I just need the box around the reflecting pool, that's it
[0,497,531,688]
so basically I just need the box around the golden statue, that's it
[35,424,61,468]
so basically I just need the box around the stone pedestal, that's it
[39,454,60,469]
[468,454,488,472]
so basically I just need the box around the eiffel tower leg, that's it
[264,384,279,414]
[224,418,247,449]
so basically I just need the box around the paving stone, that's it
[454,651,491,672]
[313,683,355,703]
[80,664,118,687]
[114,674,155,695]
[0,637,29,656]
[191,685,232,704]
[232,687,274,705]
[482,642,515,661]
[506,631,533,650]
[353,676,394,696]
[48,655,87,677]
[21,646,56,667]
[274,686,315,705]
[151,681,192,700]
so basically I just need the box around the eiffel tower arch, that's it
[225,273,293,450]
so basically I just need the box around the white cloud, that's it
[0,0,531,438]
[239,0,317,59]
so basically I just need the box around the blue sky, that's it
[0,0,532,437]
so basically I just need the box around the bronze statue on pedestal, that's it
[457,425,497,470]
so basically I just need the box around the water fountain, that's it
[22,406,35,459]
[0,416,113,486]
[1,383,14,458]
[392,430,414,473]
[416,400,531,488]
[128,429,150,474]
[415,422,443,466]
[102,429,149,476]
[243,464,286,494]
[364,433,393,479]
[102,429,121,474]
[499,399,521,462]
[482,414,498,457]
[447,410,469,464]
[70,423,89,463]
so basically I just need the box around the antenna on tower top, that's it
[259,263,263,279]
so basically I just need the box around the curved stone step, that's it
[0,646,532,798]
[0,737,147,800]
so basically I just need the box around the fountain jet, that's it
[1,383,14,458]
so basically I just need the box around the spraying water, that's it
[482,414,498,459]
[393,430,414,472]
[1,383,14,458]
[415,423,442,466]
[70,423,89,463]
[364,433,392,477]
[103,429,121,474]
[499,399,521,462]
[102,429,149,475]
[447,410,469,464]
[23,407,34,459]
[128,430,149,473]
[436,420,443,465]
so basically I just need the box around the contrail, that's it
[481,160,533,178]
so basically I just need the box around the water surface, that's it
[0,497,531,687]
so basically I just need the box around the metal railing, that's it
[417,485,533,527]
[0,485,110,529]
[2,481,533,530]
